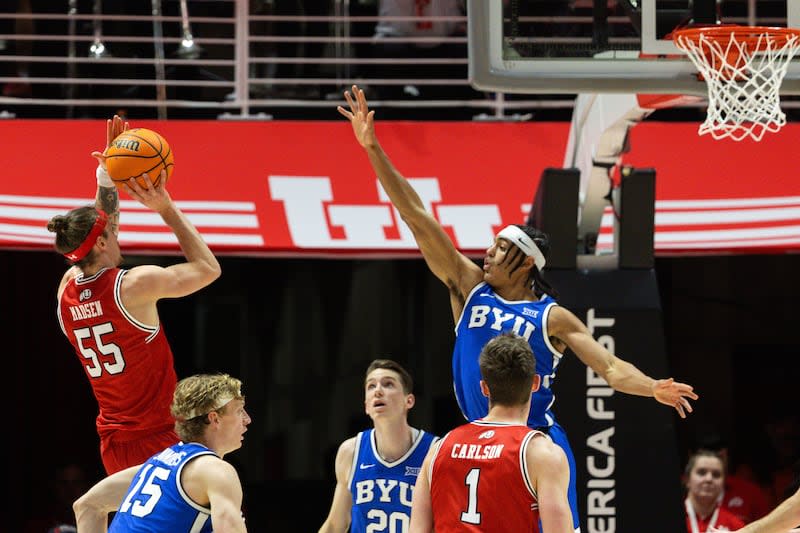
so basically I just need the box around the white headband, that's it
[496,225,546,271]
[184,394,235,420]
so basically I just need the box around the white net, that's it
[675,27,800,142]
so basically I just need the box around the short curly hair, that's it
[171,373,244,442]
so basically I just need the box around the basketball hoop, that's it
[673,25,800,142]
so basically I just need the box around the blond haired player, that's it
[73,373,251,533]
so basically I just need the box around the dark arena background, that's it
[5,252,800,531]
[3,1,800,532]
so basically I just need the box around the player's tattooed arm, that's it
[97,185,120,236]
[92,114,127,236]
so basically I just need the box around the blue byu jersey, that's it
[109,442,217,533]
[453,282,563,429]
[349,428,438,533]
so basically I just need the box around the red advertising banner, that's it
[1,119,798,257]
[600,123,800,255]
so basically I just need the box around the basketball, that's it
[105,128,174,190]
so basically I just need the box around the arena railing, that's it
[0,0,790,120]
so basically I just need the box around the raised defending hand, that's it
[337,84,377,149]
[91,114,130,167]
[122,171,172,213]
[652,378,698,418]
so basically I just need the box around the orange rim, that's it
[673,24,800,52]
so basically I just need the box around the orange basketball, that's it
[105,128,174,191]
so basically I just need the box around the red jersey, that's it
[430,420,541,533]
[57,267,176,440]
[685,499,746,532]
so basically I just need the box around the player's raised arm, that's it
[121,172,221,304]
[338,84,482,304]
[91,114,128,236]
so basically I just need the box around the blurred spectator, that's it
[684,449,746,532]
[369,0,470,100]
[23,463,94,533]
[695,432,774,524]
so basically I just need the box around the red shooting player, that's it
[47,115,221,474]
[410,333,572,533]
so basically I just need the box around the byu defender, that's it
[339,84,699,532]
[319,360,438,533]
[73,373,251,533]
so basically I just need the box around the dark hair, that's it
[46,205,104,266]
[479,333,536,407]
[512,224,559,300]
[684,449,726,478]
[365,359,414,394]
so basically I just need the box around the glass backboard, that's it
[469,0,800,94]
